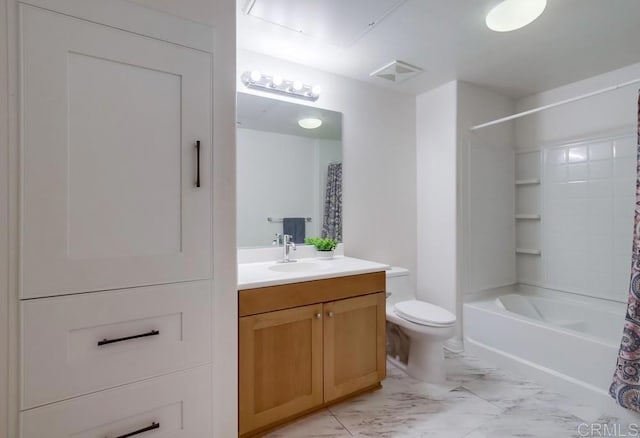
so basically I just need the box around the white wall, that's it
[237,128,340,246]
[416,81,458,314]
[416,81,515,346]
[208,3,237,436]
[514,62,640,303]
[0,0,11,436]
[458,82,516,295]
[515,62,640,148]
[238,49,417,279]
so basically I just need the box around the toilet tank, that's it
[385,267,413,304]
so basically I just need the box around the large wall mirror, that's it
[237,93,343,248]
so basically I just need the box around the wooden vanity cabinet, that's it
[239,272,386,436]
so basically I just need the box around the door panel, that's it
[20,5,212,298]
[239,304,323,435]
[324,293,386,402]
[66,52,182,259]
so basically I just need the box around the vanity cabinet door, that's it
[323,292,386,402]
[239,303,324,435]
[20,5,212,298]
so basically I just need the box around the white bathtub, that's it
[464,284,628,412]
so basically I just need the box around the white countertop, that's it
[238,256,390,290]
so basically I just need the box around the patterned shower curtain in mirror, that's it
[611,91,640,413]
[321,162,342,241]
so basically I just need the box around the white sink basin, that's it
[268,262,330,273]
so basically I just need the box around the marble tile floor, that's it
[265,352,635,438]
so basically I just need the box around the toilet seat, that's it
[394,300,456,327]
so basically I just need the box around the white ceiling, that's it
[237,0,640,98]
[237,92,342,140]
[244,0,406,47]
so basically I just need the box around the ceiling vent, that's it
[370,60,423,83]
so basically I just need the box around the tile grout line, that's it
[460,383,538,413]
[328,407,354,436]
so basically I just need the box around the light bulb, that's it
[250,70,262,82]
[292,80,303,91]
[310,85,321,96]
[271,75,283,87]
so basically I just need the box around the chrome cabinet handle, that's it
[110,422,159,438]
[195,140,201,188]
[316,313,322,319]
[328,311,335,318]
[97,330,159,346]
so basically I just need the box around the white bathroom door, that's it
[20,6,213,298]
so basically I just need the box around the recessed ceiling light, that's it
[486,0,546,32]
[298,118,322,129]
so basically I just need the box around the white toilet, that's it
[385,267,456,383]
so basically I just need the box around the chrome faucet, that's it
[279,234,297,263]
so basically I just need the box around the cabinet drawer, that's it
[22,281,211,409]
[239,272,386,316]
[21,366,211,438]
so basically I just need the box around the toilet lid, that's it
[394,300,456,327]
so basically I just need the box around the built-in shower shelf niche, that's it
[515,179,541,186]
[515,149,543,285]
[516,248,542,255]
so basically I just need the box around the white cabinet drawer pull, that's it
[110,421,159,438]
[97,330,160,347]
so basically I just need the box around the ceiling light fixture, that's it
[298,118,323,129]
[486,0,546,32]
[241,71,320,102]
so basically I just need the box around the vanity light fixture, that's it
[486,0,546,32]
[241,71,320,101]
[298,117,322,129]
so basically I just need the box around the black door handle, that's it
[195,140,201,188]
[111,422,160,438]
[97,330,160,346]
